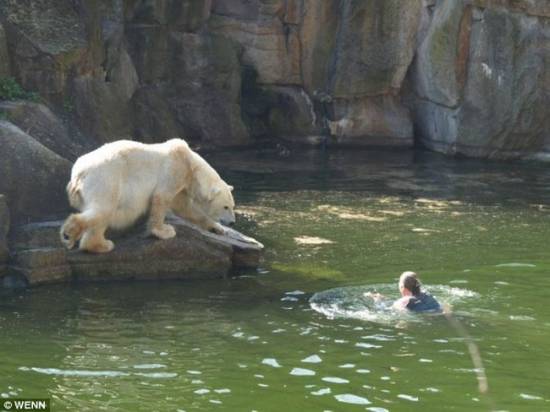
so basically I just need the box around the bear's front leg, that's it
[209,221,226,235]
[171,193,221,234]
[147,193,176,240]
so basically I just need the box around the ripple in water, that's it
[290,368,315,376]
[334,394,371,405]
[262,358,282,368]
[309,284,479,324]
[322,377,349,384]
[301,355,322,364]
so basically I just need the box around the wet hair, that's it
[399,271,421,296]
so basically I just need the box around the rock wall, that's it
[0,0,548,158]
[0,195,8,277]
[410,0,550,158]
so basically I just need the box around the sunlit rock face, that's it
[0,0,548,155]
[409,0,550,159]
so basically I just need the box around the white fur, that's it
[60,139,235,253]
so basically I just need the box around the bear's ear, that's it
[228,185,234,192]
[209,187,221,200]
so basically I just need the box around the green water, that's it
[1,149,550,411]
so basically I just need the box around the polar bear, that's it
[60,139,235,253]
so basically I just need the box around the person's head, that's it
[399,271,422,296]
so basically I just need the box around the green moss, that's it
[0,77,40,102]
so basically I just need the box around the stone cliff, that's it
[0,0,548,160]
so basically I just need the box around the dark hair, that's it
[400,271,421,296]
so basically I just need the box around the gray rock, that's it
[72,74,134,143]
[132,85,182,143]
[329,0,422,99]
[7,217,263,286]
[2,0,550,156]
[299,0,420,146]
[127,30,249,145]
[328,96,413,147]
[242,85,324,143]
[265,86,323,143]
[411,4,550,158]
[0,0,88,101]
[413,0,471,108]
[0,121,71,223]
[125,0,212,31]
[208,8,302,85]
[0,23,9,77]
[300,0,340,95]
[0,101,92,160]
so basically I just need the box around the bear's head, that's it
[205,181,235,226]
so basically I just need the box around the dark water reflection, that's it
[1,148,550,411]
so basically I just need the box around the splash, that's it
[310,284,479,325]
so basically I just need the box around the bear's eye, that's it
[224,206,229,210]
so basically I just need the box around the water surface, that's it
[1,149,550,411]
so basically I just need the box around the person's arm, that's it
[393,296,411,311]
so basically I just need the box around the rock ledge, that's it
[4,217,263,287]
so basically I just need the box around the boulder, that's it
[7,217,263,286]
[0,101,92,160]
[0,195,8,277]
[0,120,71,223]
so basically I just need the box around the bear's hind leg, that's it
[79,225,114,253]
[76,208,115,253]
[60,213,86,249]
[147,193,176,240]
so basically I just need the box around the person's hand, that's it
[364,292,383,301]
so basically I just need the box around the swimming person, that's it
[393,271,441,312]
[364,271,442,313]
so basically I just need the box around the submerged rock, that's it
[6,217,263,287]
